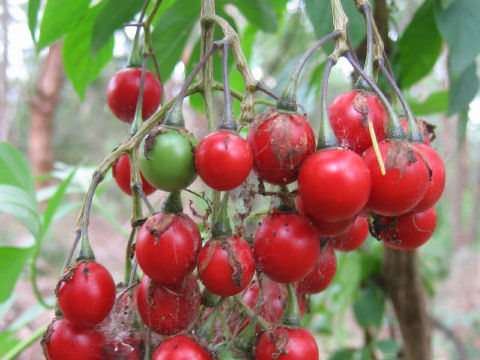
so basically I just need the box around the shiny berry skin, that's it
[254,213,320,283]
[112,153,156,196]
[135,212,202,285]
[135,274,201,335]
[296,195,354,237]
[411,144,446,212]
[256,327,319,360]
[56,261,116,327]
[153,335,212,360]
[43,318,106,360]
[331,216,369,252]
[195,130,253,190]
[106,68,162,123]
[247,109,315,185]
[296,246,337,294]
[298,148,371,221]
[329,90,387,154]
[363,141,430,216]
[380,207,437,250]
[197,236,255,296]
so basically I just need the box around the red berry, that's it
[104,335,144,360]
[195,130,253,190]
[331,216,369,252]
[298,148,371,221]
[135,275,200,335]
[363,141,430,216]
[329,90,387,154]
[56,261,116,327]
[106,68,162,123]
[254,213,320,283]
[411,144,446,212]
[247,109,315,185]
[380,207,437,250]
[296,246,337,294]
[43,318,106,360]
[256,327,319,360]
[153,335,212,360]
[197,235,255,296]
[135,212,202,285]
[112,153,156,196]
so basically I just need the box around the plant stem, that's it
[330,0,349,60]
[277,30,341,111]
[355,1,375,88]
[129,55,148,136]
[124,227,137,285]
[377,58,424,143]
[233,295,270,330]
[218,42,237,131]
[201,0,216,131]
[317,57,339,149]
[3,322,49,360]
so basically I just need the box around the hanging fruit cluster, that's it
[41,0,446,359]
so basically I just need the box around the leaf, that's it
[0,246,34,303]
[0,142,36,197]
[0,331,19,357]
[397,0,442,88]
[91,0,144,54]
[304,0,367,53]
[219,0,278,33]
[0,185,41,238]
[27,0,42,42]
[377,339,400,355]
[151,0,200,81]
[332,252,362,315]
[42,168,77,235]
[329,349,355,360]
[353,283,385,328]
[448,61,479,115]
[63,4,115,98]
[408,91,448,116]
[434,0,480,78]
[37,0,91,49]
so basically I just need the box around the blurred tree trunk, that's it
[373,0,432,358]
[29,42,64,188]
[0,0,9,140]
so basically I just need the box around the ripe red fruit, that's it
[331,216,369,252]
[380,207,437,250]
[42,318,106,360]
[135,274,200,335]
[105,335,144,360]
[255,327,319,360]
[56,261,116,327]
[135,212,202,285]
[153,335,212,360]
[411,143,446,212]
[195,130,253,190]
[112,153,156,196]
[363,141,430,216]
[296,246,337,294]
[247,109,315,185]
[197,235,255,296]
[254,213,320,283]
[298,148,371,221]
[328,90,387,154]
[296,194,354,237]
[106,68,162,123]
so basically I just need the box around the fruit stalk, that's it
[218,42,237,131]
[317,57,339,149]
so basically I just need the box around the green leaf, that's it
[151,0,200,81]
[448,61,478,115]
[63,4,114,98]
[91,0,144,54]
[353,283,385,328]
[0,142,35,197]
[408,90,448,116]
[0,331,19,357]
[42,168,77,235]
[377,339,400,355]
[0,246,34,303]
[28,0,42,42]
[37,0,91,49]
[397,0,442,88]
[219,0,278,33]
[329,349,355,360]
[434,0,480,78]
[0,185,41,238]
[305,0,367,53]
[333,252,362,315]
